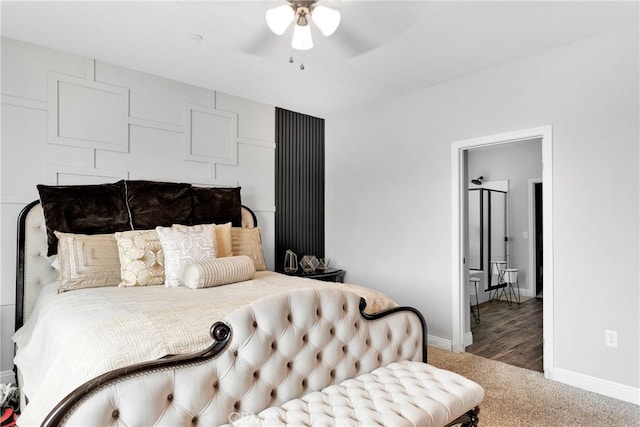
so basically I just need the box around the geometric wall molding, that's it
[1,94,48,111]
[47,165,128,185]
[48,72,129,152]
[129,116,184,134]
[238,136,276,150]
[185,104,238,165]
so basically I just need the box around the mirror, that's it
[468,188,508,290]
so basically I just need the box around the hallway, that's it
[466,297,543,372]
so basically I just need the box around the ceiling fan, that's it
[265,0,341,51]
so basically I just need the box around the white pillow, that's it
[155,223,217,287]
[182,255,255,289]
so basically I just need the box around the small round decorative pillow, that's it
[182,255,256,289]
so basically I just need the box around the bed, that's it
[12,180,400,426]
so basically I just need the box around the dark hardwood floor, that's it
[466,297,543,372]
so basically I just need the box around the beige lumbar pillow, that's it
[182,255,256,289]
[215,222,233,257]
[54,231,121,292]
[230,227,266,271]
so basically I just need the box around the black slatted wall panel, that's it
[275,108,325,272]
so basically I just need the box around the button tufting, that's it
[167,393,174,401]
[287,313,292,322]
[342,345,347,353]
[234,401,241,410]
[330,369,336,379]
[191,416,198,424]
[112,409,119,419]
[252,320,257,328]
[316,308,321,317]
[271,341,277,350]
[302,334,308,343]
[287,361,292,369]
[329,327,335,336]
[365,338,370,346]
[301,378,307,388]
[253,370,260,379]
[213,381,219,390]
[270,389,277,399]
[233,350,238,357]
[316,352,322,361]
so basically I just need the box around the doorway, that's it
[450,126,554,379]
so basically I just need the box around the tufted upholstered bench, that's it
[225,360,484,426]
[43,287,483,427]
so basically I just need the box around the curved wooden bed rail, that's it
[41,321,233,427]
[39,297,428,426]
[358,297,429,363]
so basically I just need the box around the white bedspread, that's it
[13,271,396,426]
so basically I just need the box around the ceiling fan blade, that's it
[330,21,377,57]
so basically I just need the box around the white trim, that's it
[464,331,473,347]
[129,116,184,133]
[184,104,238,165]
[46,165,128,185]
[238,136,276,150]
[427,335,452,351]
[553,368,640,405]
[451,125,554,379]
[48,72,130,152]
[1,94,48,111]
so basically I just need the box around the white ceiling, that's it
[1,1,638,118]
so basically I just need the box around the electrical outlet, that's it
[605,330,618,347]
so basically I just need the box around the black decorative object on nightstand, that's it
[287,268,345,283]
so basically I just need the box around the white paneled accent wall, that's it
[0,37,276,378]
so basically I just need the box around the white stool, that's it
[502,268,520,306]
[469,276,481,324]
[489,261,507,302]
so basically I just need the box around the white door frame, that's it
[451,125,554,379]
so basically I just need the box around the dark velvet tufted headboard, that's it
[15,181,258,331]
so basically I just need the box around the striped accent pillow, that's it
[182,255,256,289]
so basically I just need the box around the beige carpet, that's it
[427,347,640,426]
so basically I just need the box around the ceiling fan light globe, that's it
[291,24,313,50]
[266,4,294,35]
[312,5,340,36]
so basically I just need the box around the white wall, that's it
[468,139,543,302]
[0,38,276,379]
[326,24,639,400]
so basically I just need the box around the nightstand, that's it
[287,268,346,283]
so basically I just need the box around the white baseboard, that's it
[553,367,640,405]
[427,335,451,351]
[427,333,472,352]
[1,369,15,385]
[464,331,473,347]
